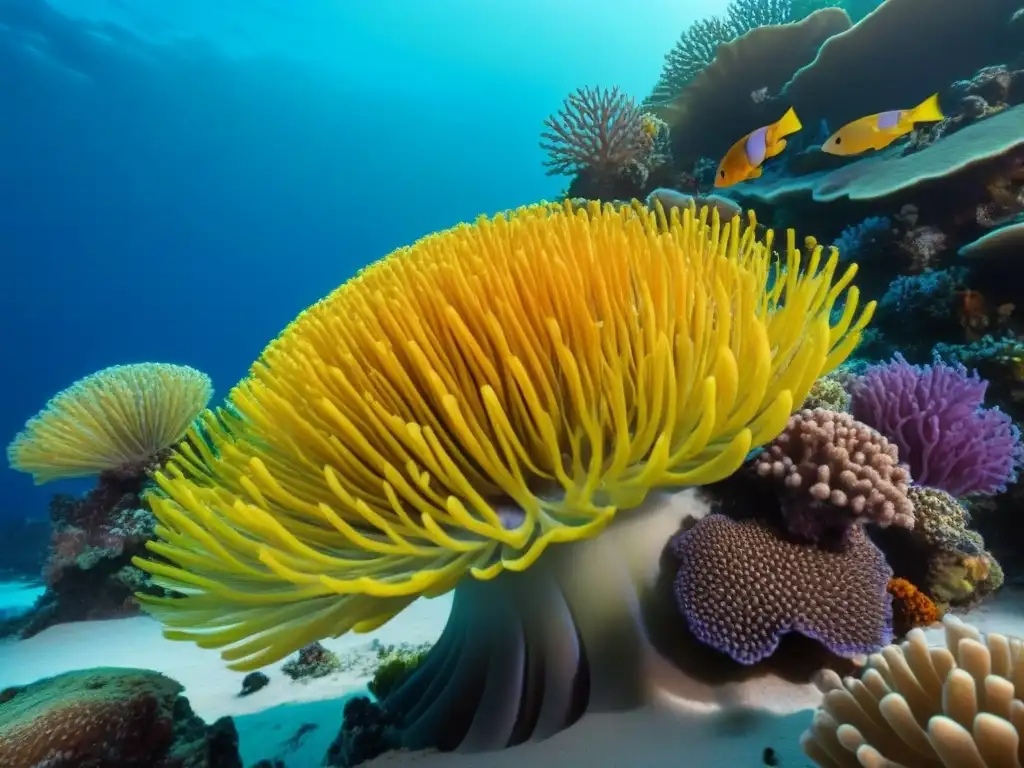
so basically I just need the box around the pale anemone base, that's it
[383,489,830,752]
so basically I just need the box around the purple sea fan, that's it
[850,354,1024,496]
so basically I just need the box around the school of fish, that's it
[713,93,945,188]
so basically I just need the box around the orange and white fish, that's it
[821,93,944,156]
[714,107,802,188]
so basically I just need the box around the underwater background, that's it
[2,0,1024,766]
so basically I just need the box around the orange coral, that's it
[887,577,940,637]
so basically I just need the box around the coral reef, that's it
[753,409,914,548]
[802,615,1022,767]
[851,355,1024,496]
[672,514,893,664]
[0,667,241,767]
[801,375,851,412]
[886,577,940,636]
[282,642,343,681]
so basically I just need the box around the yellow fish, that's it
[821,93,944,155]
[714,107,802,188]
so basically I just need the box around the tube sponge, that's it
[851,354,1024,496]
[6,363,213,484]
[133,200,873,670]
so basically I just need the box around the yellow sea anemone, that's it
[7,363,213,484]
[134,200,872,680]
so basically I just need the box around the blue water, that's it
[0,0,717,522]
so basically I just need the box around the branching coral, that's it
[646,17,737,104]
[832,216,895,263]
[6,363,212,484]
[672,515,893,664]
[754,409,914,547]
[802,614,1024,767]
[539,86,646,177]
[135,202,872,673]
[851,354,1024,496]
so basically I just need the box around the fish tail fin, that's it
[765,138,788,159]
[775,107,803,137]
[909,93,944,123]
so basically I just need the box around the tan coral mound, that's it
[755,409,914,530]
[802,614,1024,767]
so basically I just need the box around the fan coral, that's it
[850,354,1024,496]
[672,515,893,665]
[6,363,212,484]
[754,409,915,547]
[0,667,241,767]
[886,577,939,636]
[802,614,1023,767]
[135,202,873,673]
[647,17,737,103]
[540,86,646,177]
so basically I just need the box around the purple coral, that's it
[672,515,892,664]
[851,354,1024,497]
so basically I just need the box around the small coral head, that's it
[6,363,212,485]
[134,200,873,671]
[850,353,1024,496]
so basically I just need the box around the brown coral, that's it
[906,486,972,552]
[755,409,915,546]
[539,86,646,177]
[887,577,940,636]
[0,667,241,767]
[672,515,893,664]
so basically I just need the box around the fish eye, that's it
[719,169,726,178]
[834,136,842,145]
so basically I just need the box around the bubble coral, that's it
[851,354,1024,496]
[754,409,915,547]
[802,614,1024,767]
[133,200,872,750]
[672,515,893,665]
[6,363,213,484]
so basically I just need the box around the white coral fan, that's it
[802,614,1023,767]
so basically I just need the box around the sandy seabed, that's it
[1,584,1022,767]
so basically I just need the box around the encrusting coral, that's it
[672,515,893,665]
[754,409,914,547]
[6,362,213,484]
[132,199,872,751]
[802,374,851,412]
[886,577,940,637]
[802,614,1024,767]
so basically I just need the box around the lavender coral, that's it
[754,409,915,547]
[850,354,1024,496]
[672,515,893,665]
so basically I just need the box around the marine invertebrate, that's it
[926,546,1003,611]
[802,375,851,412]
[134,201,871,751]
[0,667,241,767]
[726,0,795,34]
[282,641,342,681]
[540,86,646,177]
[6,362,212,484]
[878,268,965,324]
[802,614,1023,767]
[672,515,893,665]
[886,577,939,636]
[646,17,738,104]
[831,216,894,263]
[907,486,973,552]
[754,409,914,547]
[851,354,1024,496]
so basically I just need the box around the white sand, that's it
[2,584,1023,767]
